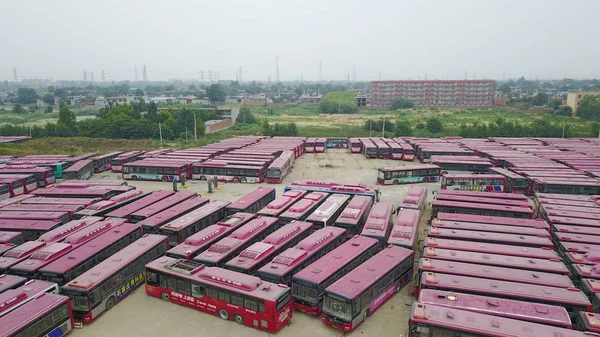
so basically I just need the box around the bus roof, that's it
[114,151,145,159]
[37,216,103,243]
[325,245,413,300]
[105,190,175,218]
[441,174,504,179]
[160,200,231,231]
[226,187,276,210]
[91,151,123,160]
[63,234,167,291]
[0,293,69,337]
[122,161,188,168]
[306,194,350,222]
[433,200,534,215]
[435,212,545,227]
[20,197,100,207]
[334,195,373,227]
[409,303,594,337]
[0,211,69,222]
[138,198,209,230]
[428,227,553,248]
[129,191,197,220]
[292,236,379,286]
[63,159,93,173]
[0,279,58,316]
[257,190,307,217]
[437,189,529,201]
[424,238,560,260]
[0,203,84,215]
[435,194,531,208]
[0,274,27,293]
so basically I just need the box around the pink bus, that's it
[418,258,573,288]
[0,241,49,273]
[291,236,379,315]
[435,212,548,228]
[388,142,403,160]
[556,232,600,245]
[305,194,350,229]
[334,195,373,236]
[419,272,590,319]
[0,279,59,317]
[408,303,597,337]
[321,245,414,332]
[257,227,347,285]
[104,190,175,219]
[158,200,230,246]
[166,213,256,260]
[257,190,308,217]
[266,150,295,183]
[304,137,317,153]
[360,202,393,248]
[128,191,197,223]
[0,174,38,194]
[437,189,530,201]
[278,192,329,225]
[428,227,553,248]
[424,238,560,260]
[349,138,362,153]
[61,234,169,325]
[139,197,209,234]
[91,151,123,173]
[224,187,276,216]
[0,204,84,221]
[547,215,600,228]
[192,216,279,267]
[387,208,420,251]
[73,190,150,219]
[224,221,313,274]
[0,166,55,187]
[0,219,63,240]
[432,200,534,219]
[397,186,427,212]
[0,231,24,245]
[110,150,145,173]
[38,222,143,286]
[435,193,531,208]
[0,293,74,337]
[418,289,572,329]
[432,220,549,237]
[37,217,103,243]
[0,274,26,294]
[422,247,568,274]
[315,138,326,153]
[192,162,265,183]
[21,197,100,208]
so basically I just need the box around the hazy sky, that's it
[1,0,599,82]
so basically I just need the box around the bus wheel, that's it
[483,188,491,192]
[161,292,170,301]
[241,177,247,183]
[441,171,448,176]
[199,176,207,181]
[106,297,116,311]
[396,283,401,292]
[366,308,371,317]
[393,180,399,185]
[233,314,244,324]
[161,176,167,182]
[219,309,230,320]
[132,175,138,180]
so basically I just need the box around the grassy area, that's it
[0,138,164,156]
[0,109,97,125]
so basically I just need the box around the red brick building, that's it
[370,80,495,108]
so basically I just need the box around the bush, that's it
[395,120,412,136]
[237,106,257,124]
[556,106,573,117]
[363,119,394,133]
[426,118,443,133]
[391,98,414,110]
[319,92,358,114]
[415,122,425,129]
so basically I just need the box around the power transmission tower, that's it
[83,71,87,83]
[352,65,356,82]
[135,66,138,81]
[101,69,106,82]
[208,70,213,82]
[319,60,322,81]
[200,70,204,82]
[275,55,280,83]
[238,67,242,83]
[142,65,148,82]
[90,72,94,84]
[12,68,17,81]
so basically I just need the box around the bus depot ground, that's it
[75,149,439,337]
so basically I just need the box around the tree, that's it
[319,92,358,114]
[576,95,600,120]
[134,89,144,96]
[42,93,55,105]
[188,85,198,91]
[237,105,257,124]
[58,106,77,133]
[532,92,549,106]
[395,120,412,136]
[391,98,414,110]
[426,118,443,133]
[206,84,228,103]
[12,103,24,114]
[16,88,38,104]
[146,101,159,122]
[557,105,573,116]
[550,98,562,111]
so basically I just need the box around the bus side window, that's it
[192,284,205,298]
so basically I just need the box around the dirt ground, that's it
[73,149,439,337]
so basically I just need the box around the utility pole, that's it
[275,55,280,83]
[200,70,204,82]
[12,68,17,81]
[185,127,188,146]
[562,122,566,138]
[194,113,198,141]
[90,72,94,84]
[369,120,372,137]
[135,66,138,81]
[83,71,87,83]
[142,65,148,82]
[159,122,163,142]
[238,67,242,83]
[382,117,385,137]
[352,64,356,83]
[101,69,106,82]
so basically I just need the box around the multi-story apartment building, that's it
[370,80,495,108]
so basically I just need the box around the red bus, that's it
[159,200,230,246]
[257,227,347,285]
[91,151,123,173]
[21,197,99,207]
[432,219,549,237]
[0,174,37,194]
[9,218,129,277]
[418,258,573,288]
[62,159,94,180]
[0,231,23,245]
[73,190,150,219]
[166,213,256,260]
[424,238,560,260]
[438,189,530,201]
[321,245,413,332]
[432,200,534,219]
[326,137,348,148]
[397,186,428,212]
[0,177,24,197]
[145,257,292,333]
[0,166,55,187]
[0,279,59,317]
[0,204,83,221]
[0,293,74,337]
[291,235,379,315]
[363,140,378,159]
[418,289,572,329]
[193,216,279,267]
[547,214,600,227]
[138,197,209,234]
[555,232,600,246]
[0,274,27,294]
[315,138,326,153]
[0,211,69,225]
[419,273,591,319]
[397,141,415,161]
[31,187,127,200]
[408,303,596,337]
[305,194,350,229]
[372,139,391,159]
[0,184,8,201]
[435,193,531,208]
[532,179,600,195]
[565,250,600,266]
[192,162,265,183]
[122,161,189,182]
[428,226,553,248]
[388,142,403,160]
[278,192,329,225]
[334,195,373,236]
[0,241,48,273]
[61,234,169,325]
[128,191,196,223]
[284,181,380,202]
[305,137,317,153]
[37,216,103,243]
[266,151,294,184]
[38,223,143,286]
[377,165,441,185]
[349,138,362,153]
[558,242,600,256]
[422,247,567,274]
[225,221,313,274]
[225,187,276,216]
[360,202,394,247]
[257,190,307,218]
[110,151,145,173]
[104,190,175,219]
[435,212,547,228]
[489,167,529,193]
[571,264,600,285]
[387,208,420,251]
[577,312,600,334]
